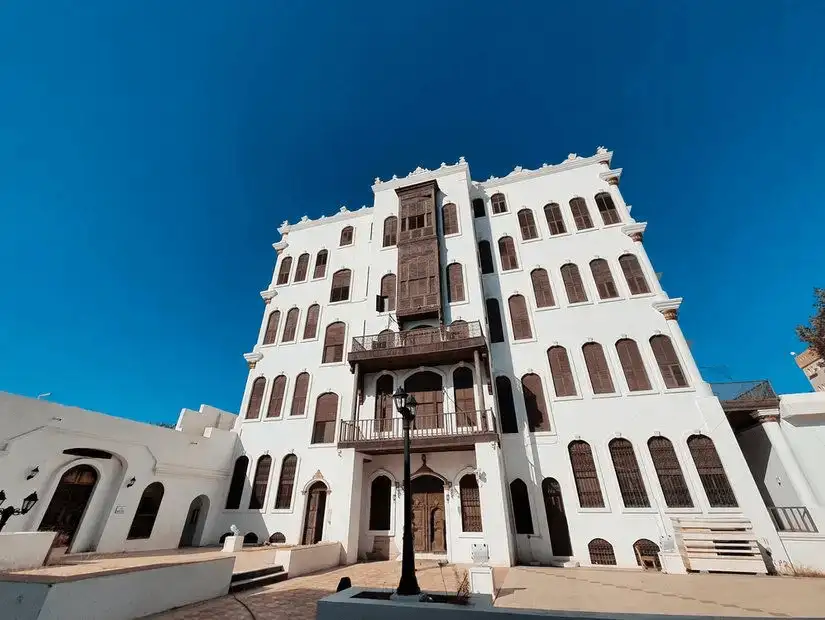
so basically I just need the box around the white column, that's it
[473,350,486,428]
[756,410,818,511]
[658,305,713,397]
[605,176,633,222]
[474,442,515,566]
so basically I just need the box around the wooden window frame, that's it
[311,392,339,444]
[249,455,272,510]
[281,308,299,342]
[274,454,298,510]
[339,226,354,246]
[446,263,466,303]
[127,482,164,540]
[608,439,650,508]
[245,377,266,420]
[650,335,689,388]
[619,254,650,295]
[302,304,320,340]
[582,342,615,394]
[322,322,346,364]
[460,474,483,532]
[508,294,533,341]
[266,375,287,418]
[517,208,539,240]
[590,259,619,299]
[498,236,519,271]
[382,216,397,247]
[569,197,594,230]
[491,193,508,214]
[561,263,588,304]
[294,253,310,282]
[569,441,605,508]
[442,203,459,236]
[648,436,693,508]
[616,339,653,392]
[548,346,577,397]
[290,372,310,416]
[329,269,351,303]
[380,274,397,311]
[313,250,328,279]
[595,192,621,225]
[276,256,293,285]
[530,268,555,308]
[479,240,495,274]
[263,310,280,345]
[544,202,567,235]
[521,373,550,432]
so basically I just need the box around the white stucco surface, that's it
[0,532,56,571]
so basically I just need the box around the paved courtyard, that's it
[151,560,825,619]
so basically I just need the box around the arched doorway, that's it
[542,477,572,556]
[178,495,210,548]
[38,464,98,549]
[301,482,328,545]
[411,475,446,553]
[405,371,444,430]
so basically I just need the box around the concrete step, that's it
[229,565,288,593]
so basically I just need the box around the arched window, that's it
[442,203,458,235]
[294,253,310,282]
[127,482,164,540]
[569,197,593,230]
[472,198,486,218]
[374,328,395,350]
[647,436,693,508]
[263,311,280,345]
[330,269,351,302]
[508,295,532,340]
[266,375,287,418]
[582,342,615,394]
[616,339,652,391]
[619,254,650,295]
[561,264,587,303]
[460,474,482,532]
[491,193,508,214]
[369,475,392,530]
[303,304,320,339]
[382,216,397,247]
[245,377,266,419]
[276,256,293,285]
[249,455,272,509]
[609,439,649,508]
[313,250,328,279]
[518,208,539,240]
[322,322,346,363]
[569,441,604,507]
[380,274,397,311]
[590,259,618,299]
[521,373,550,432]
[634,539,662,570]
[282,308,299,342]
[496,376,518,434]
[375,375,394,432]
[498,236,519,271]
[650,336,688,388]
[290,372,310,416]
[548,346,577,397]
[225,456,248,509]
[588,539,616,565]
[509,479,533,534]
[486,298,504,343]
[339,226,354,246]
[478,240,494,274]
[531,268,555,308]
[311,392,339,444]
[453,367,476,426]
[544,203,566,235]
[595,192,621,225]
[274,455,298,509]
[446,263,465,302]
[687,435,737,507]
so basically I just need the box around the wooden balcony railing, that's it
[768,506,818,533]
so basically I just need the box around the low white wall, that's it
[779,532,825,572]
[275,541,342,577]
[0,532,56,571]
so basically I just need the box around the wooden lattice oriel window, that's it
[561,263,588,303]
[245,377,266,419]
[225,457,248,509]
[616,339,652,391]
[302,304,320,339]
[588,538,616,565]
[498,236,519,271]
[548,346,577,397]
[569,441,604,508]
[313,250,328,279]
[276,256,293,285]
[311,393,338,444]
[442,203,458,235]
[521,373,550,432]
[518,208,539,240]
[531,268,555,308]
[582,342,615,394]
[382,216,397,247]
[510,478,534,534]
[290,372,310,416]
[569,197,593,230]
[249,455,272,509]
[590,259,619,299]
[687,434,738,507]
[263,311,280,345]
[274,455,297,509]
[647,436,693,508]
[609,439,650,508]
[460,474,482,532]
[266,375,287,418]
[294,253,310,282]
[544,202,567,235]
[322,322,345,364]
[619,254,650,295]
[595,192,621,225]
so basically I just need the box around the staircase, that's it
[229,564,289,593]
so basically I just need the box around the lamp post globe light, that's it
[0,490,39,532]
[392,386,420,597]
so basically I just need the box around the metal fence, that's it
[350,321,484,353]
[339,409,494,443]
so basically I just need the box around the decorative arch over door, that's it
[38,464,98,549]
[404,371,444,430]
[410,474,446,553]
[301,481,328,545]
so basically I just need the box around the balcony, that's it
[348,321,488,373]
[711,380,780,412]
[337,409,497,455]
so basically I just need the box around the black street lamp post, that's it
[392,387,420,597]
[0,490,39,533]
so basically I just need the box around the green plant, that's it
[796,288,825,359]
[452,567,471,605]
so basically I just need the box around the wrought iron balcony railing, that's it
[768,506,818,533]
[710,380,779,411]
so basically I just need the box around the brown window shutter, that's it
[276,256,293,285]
[508,295,532,340]
[486,298,504,343]
[313,250,328,279]
[569,441,604,507]
[595,192,621,225]
[687,435,738,507]
[460,474,482,532]
[615,339,652,391]
[369,476,392,530]
[530,268,555,308]
[491,193,507,214]
[249,455,272,509]
[447,263,465,302]
[498,236,519,271]
[543,203,567,235]
[518,209,539,240]
[588,539,616,565]
[648,436,693,508]
[329,269,351,302]
[245,377,266,419]
[569,198,593,230]
[290,372,310,416]
[302,304,320,339]
[521,373,550,432]
[263,311,280,345]
[453,367,476,426]
[339,226,354,246]
[479,241,495,274]
[590,259,619,299]
[322,322,346,363]
[582,343,615,394]
[266,375,287,418]
[442,203,458,235]
[382,216,397,247]
[375,375,394,430]
[619,254,650,295]
[509,479,534,534]
[609,439,649,508]
[650,335,688,388]
[548,346,577,397]
[294,253,310,282]
[281,308,299,342]
[274,454,298,509]
[312,392,339,444]
[380,274,396,311]
[561,263,588,303]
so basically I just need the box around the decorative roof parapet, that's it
[371,157,469,193]
[479,147,614,189]
[277,204,374,236]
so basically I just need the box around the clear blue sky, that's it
[1,1,822,424]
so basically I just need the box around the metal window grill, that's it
[588,538,616,565]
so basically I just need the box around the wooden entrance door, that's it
[542,477,572,556]
[301,482,327,545]
[405,371,443,430]
[411,475,446,553]
[38,465,98,549]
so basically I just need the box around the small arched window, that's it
[687,435,737,507]
[616,339,652,391]
[294,253,310,282]
[303,304,320,339]
[312,392,339,444]
[544,202,566,235]
[569,197,593,230]
[460,474,482,532]
[225,456,248,509]
[282,308,299,342]
[561,264,588,303]
[498,236,519,271]
[531,268,555,308]
[509,478,533,534]
[274,454,297,509]
[322,322,346,364]
[382,216,397,247]
[263,311,280,345]
[472,198,486,218]
[447,263,465,303]
[380,274,397,311]
[245,377,266,420]
[518,208,538,240]
[442,203,458,235]
[127,482,164,540]
[634,539,662,570]
[369,475,392,530]
[508,295,532,340]
[650,335,688,388]
[595,192,621,225]
[647,436,693,508]
[266,375,287,418]
[609,439,649,508]
[619,254,650,295]
[479,240,495,274]
[290,372,310,416]
[330,269,351,302]
[521,373,550,432]
[486,298,505,343]
[496,376,518,434]
[588,538,616,565]
[276,256,293,285]
[339,226,354,246]
[548,346,577,397]
[582,342,615,394]
[453,367,476,426]
[249,455,272,509]
[491,193,508,214]
[590,259,618,299]
[313,250,328,279]
[569,441,604,508]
